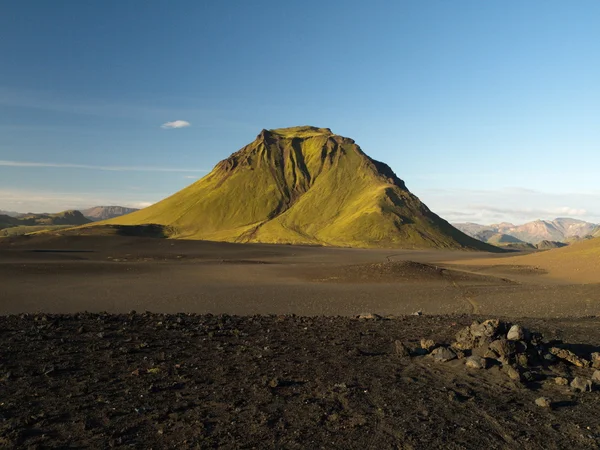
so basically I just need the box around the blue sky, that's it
[1,1,600,224]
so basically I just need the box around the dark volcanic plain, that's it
[1,234,600,448]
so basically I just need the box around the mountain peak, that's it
[99,127,496,250]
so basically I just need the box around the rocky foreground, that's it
[1,313,600,449]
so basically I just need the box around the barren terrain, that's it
[1,235,600,448]
[1,234,599,317]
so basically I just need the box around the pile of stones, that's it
[395,319,600,396]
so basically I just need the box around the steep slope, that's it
[101,126,497,250]
[82,206,140,221]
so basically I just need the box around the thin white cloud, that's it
[161,120,190,129]
[0,188,158,214]
[0,160,205,173]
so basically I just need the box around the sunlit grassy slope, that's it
[102,126,497,250]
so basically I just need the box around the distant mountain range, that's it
[0,206,139,237]
[0,210,92,236]
[0,210,19,217]
[82,206,139,221]
[453,218,598,245]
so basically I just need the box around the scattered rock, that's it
[465,356,488,369]
[504,365,521,381]
[570,377,593,392]
[507,324,528,341]
[554,377,569,386]
[549,347,590,368]
[394,340,410,357]
[471,319,505,339]
[487,339,516,365]
[430,347,456,363]
[535,397,552,408]
[412,310,423,316]
[591,352,600,369]
[420,339,436,352]
[357,313,382,320]
[592,370,600,385]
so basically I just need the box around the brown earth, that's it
[2,234,600,448]
[1,313,600,449]
[1,234,600,317]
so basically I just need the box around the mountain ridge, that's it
[454,218,597,244]
[82,206,140,221]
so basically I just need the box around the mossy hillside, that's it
[102,126,498,250]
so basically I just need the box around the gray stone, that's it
[554,376,569,386]
[507,324,528,341]
[549,347,590,368]
[570,376,593,392]
[357,312,382,320]
[535,397,552,408]
[465,355,488,369]
[504,365,521,381]
[394,340,410,357]
[430,347,457,363]
[487,339,516,364]
[471,319,504,339]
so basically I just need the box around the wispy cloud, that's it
[160,120,190,129]
[0,160,205,173]
[0,188,159,214]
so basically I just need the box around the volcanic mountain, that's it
[102,126,496,250]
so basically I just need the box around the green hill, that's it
[0,210,92,237]
[100,126,499,250]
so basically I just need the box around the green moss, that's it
[97,126,499,251]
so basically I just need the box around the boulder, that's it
[507,324,529,341]
[535,397,552,408]
[430,347,457,363]
[465,356,488,369]
[357,312,382,320]
[453,319,506,351]
[591,352,600,369]
[592,370,600,385]
[487,339,516,365]
[554,376,569,386]
[549,347,590,368]
[504,365,521,381]
[570,377,593,392]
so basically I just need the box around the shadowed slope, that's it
[102,126,497,250]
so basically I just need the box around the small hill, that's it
[0,210,19,217]
[0,210,92,237]
[535,240,568,250]
[485,233,526,246]
[98,126,498,250]
[82,206,140,221]
[457,237,600,283]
